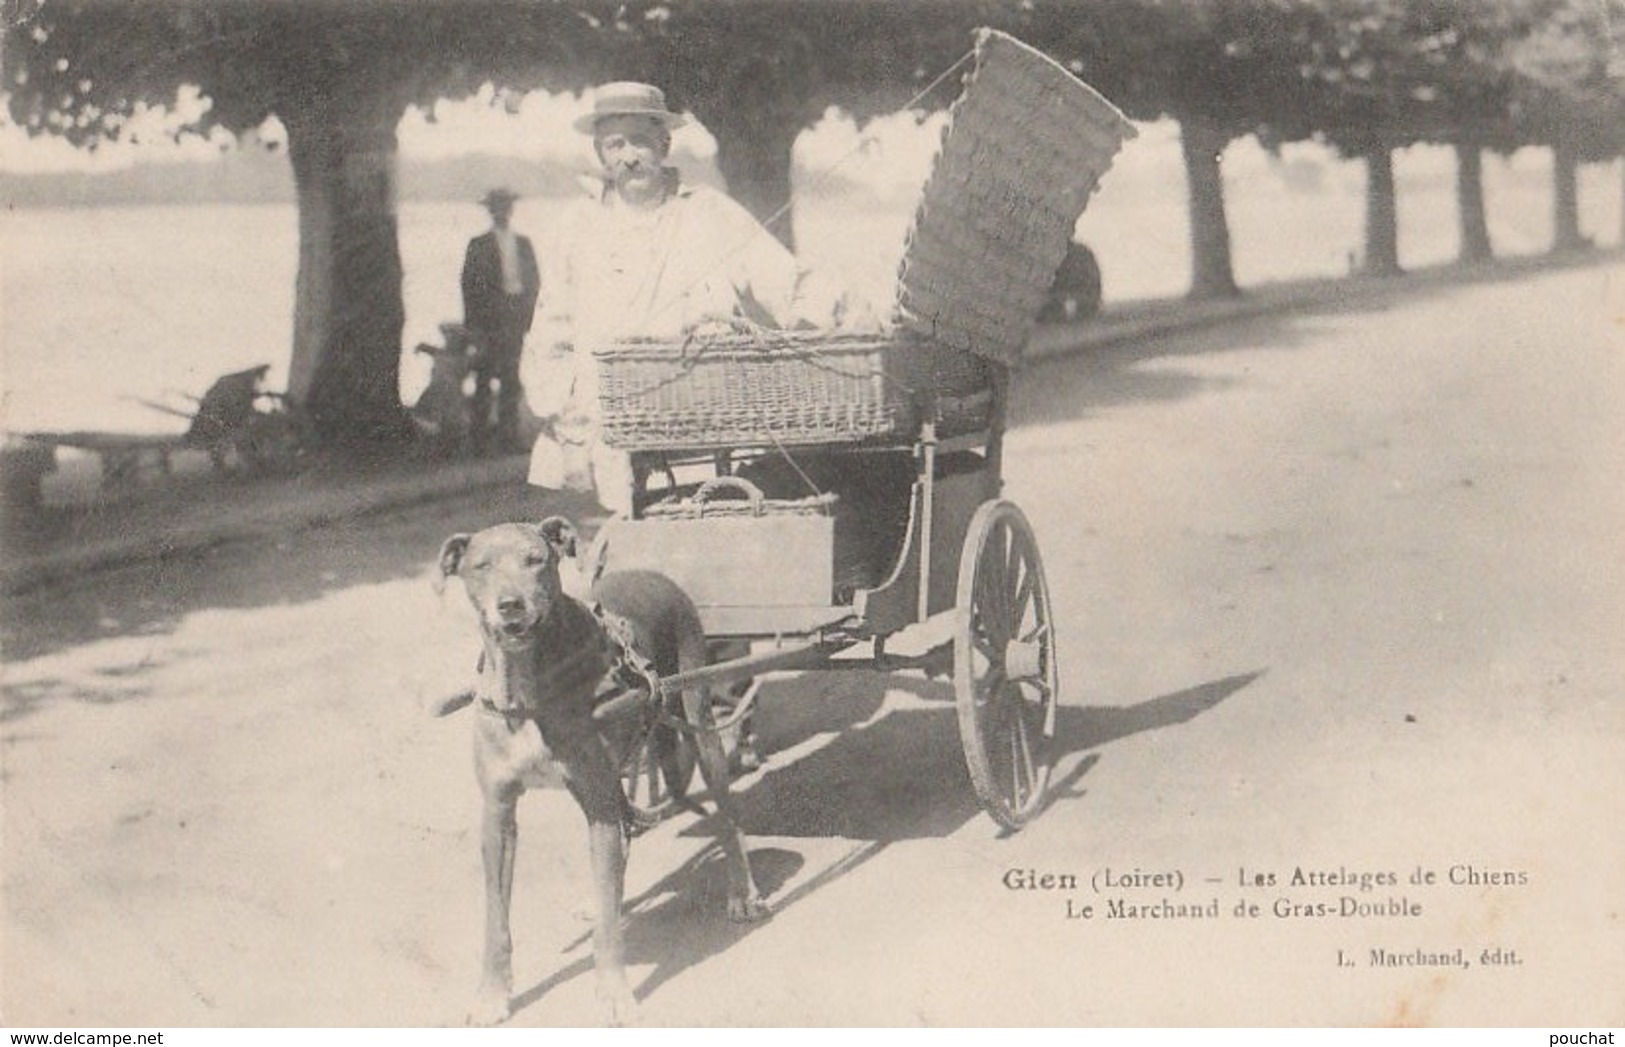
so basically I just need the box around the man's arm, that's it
[521,211,581,419]
[460,237,484,327]
[518,236,542,331]
[706,189,843,329]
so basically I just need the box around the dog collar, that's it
[477,694,534,722]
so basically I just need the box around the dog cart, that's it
[588,30,1136,831]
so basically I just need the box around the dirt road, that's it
[4,260,1622,1027]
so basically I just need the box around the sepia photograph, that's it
[2,0,1622,1030]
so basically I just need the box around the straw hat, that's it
[572,82,687,134]
[479,187,520,209]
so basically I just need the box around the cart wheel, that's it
[954,500,1059,831]
[619,707,697,831]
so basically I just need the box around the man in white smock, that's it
[525,81,841,515]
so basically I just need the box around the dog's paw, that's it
[731,735,764,774]
[465,985,512,1027]
[727,892,772,923]
[596,973,640,1027]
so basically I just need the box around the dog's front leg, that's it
[587,816,637,1024]
[570,772,637,1026]
[468,787,519,1026]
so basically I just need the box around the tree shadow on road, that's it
[1012,251,1618,431]
[0,484,606,728]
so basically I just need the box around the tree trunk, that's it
[1364,145,1402,276]
[706,106,803,251]
[1178,116,1240,299]
[1455,139,1492,264]
[283,90,413,451]
[1551,142,1586,254]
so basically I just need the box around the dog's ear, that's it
[537,516,578,559]
[437,534,472,582]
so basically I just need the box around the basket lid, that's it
[891,29,1137,366]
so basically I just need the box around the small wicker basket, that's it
[593,28,1135,451]
[643,476,837,520]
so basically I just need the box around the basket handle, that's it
[690,476,766,517]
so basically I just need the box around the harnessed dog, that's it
[437,518,767,1026]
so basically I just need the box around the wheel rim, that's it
[954,501,1059,830]
[619,713,696,829]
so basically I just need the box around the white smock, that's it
[523,172,838,515]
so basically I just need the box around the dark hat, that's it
[480,187,520,208]
[572,82,687,135]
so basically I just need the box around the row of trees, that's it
[1015,0,1624,294]
[5,0,1622,449]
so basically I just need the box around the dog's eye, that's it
[468,560,491,572]
[523,554,550,569]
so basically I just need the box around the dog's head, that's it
[438,517,579,649]
[416,342,474,387]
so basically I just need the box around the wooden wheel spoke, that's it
[975,568,1011,646]
[1010,712,1037,803]
[1019,677,1053,703]
[975,585,1001,650]
[1010,556,1036,630]
[975,666,1007,710]
[987,523,1012,624]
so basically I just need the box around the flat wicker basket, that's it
[595,330,995,450]
[598,332,899,450]
[594,28,1135,451]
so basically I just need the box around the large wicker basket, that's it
[594,28,1134,451]
[893,29,1138,364]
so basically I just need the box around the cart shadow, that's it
[1057,670,1266,752]
[721,668,1266,840]
[515,668,1265,1018]
[1037,669,1267,816]
[508,840,815,1016]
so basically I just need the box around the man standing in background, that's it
[461,187,541,454]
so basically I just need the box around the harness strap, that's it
[588,603,721,736]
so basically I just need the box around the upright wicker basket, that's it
[893,29,1139,365]
[594,28,1136,452]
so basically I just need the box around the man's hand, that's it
[521,340,575,419]
[683,315,754,341]
[832,291,885,333]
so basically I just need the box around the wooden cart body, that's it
[588,348,1062,831]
